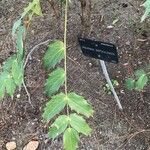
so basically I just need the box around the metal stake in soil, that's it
[100,60,123,110]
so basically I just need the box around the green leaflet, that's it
[45,68,65,96]
[125,78,135,90]
[63,128,79,150]
[12,59,23,86]
[0,72,8,99]
[5,75,16,96]
[32,1,42,16]
[135,74,148,91]
[3,55,16,71]
[12,19,22,36]
[43,93,67,121]
[67,93,93,118]
[70,113,92,136]
[49,115,68,139]
[141,0,150,22]
[21,0,41,18]
[16,26,25,60]
[135,69,146,78]
[0,83,5,100]
[43,41,65,69]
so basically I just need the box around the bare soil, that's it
[0,0,150,150]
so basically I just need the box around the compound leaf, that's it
[141,0,150,22]
[125,78,135,90]
[12,59,23,86]
[43,41,65,69]
[135,74,148,91]
[67,93,93,118]
[45,68,65,96]
[43,93,67,121]
[70,113,92,136]
[63,128,79,150]
[49,115,68,139]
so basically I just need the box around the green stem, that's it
[64,0,68,96]
[64,0,69,116]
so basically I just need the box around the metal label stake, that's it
[100,60,123,109]
[78,37,123,110]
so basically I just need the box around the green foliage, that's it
[0,57,24,99]
[48,115,68,139]
[43,40,93,150]
[43,93,67,121]
[103,79,119,94]
[0,25,25,100]
[0,72,16,99]
[10,1,93,149]
[135,74,148,90]
[45,68,65,96]
[141,0,150,22]
[1,0,42,100]
[43,41,65,69]
[16,26,25,60]
[63,128,79,150]
[125,69,149,91]
[125,78,135,90]
[12,0,42,35]
[67,92,93,118]
[69,113,92,136]
[12,60,24,86]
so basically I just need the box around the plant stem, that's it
[64,0,68,96]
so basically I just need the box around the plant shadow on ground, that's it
[0,0,150,149]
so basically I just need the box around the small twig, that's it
[115,129,150,150]
[22,79,34,108]
[24,39,51,69]
[23,39,51,107]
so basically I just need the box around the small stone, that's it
[6,141,16,150]
[107,25,114,29]
[125,41,130,45]
[23,141,39,150]
[89,62,92,67]
[138,61,142,65]
[120,90,125,94]
[9,7,14,12]
[16,94,20,99]
[31,30,35,34]
[123,63,128,66]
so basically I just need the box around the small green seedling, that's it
[103,79,119,94]
[125,69,149,91]
[141,0,150,22]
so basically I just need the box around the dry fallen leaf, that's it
[23,141,39,150]
[6,141,16,150]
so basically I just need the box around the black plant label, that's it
[78,38,118,63]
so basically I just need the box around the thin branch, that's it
[22,79,34,108]
[24,39,51,69]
